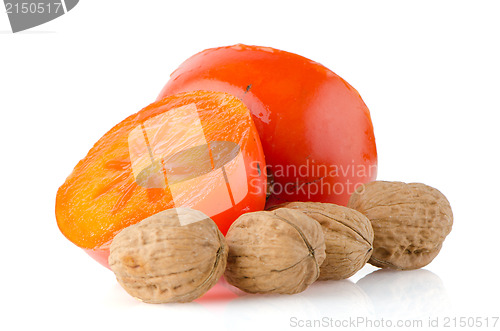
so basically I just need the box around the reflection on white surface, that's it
[220,278,373,330]
[357,269,451,318]
[203,269,449,329]
[105,268,450,329]
[299,279,373,317]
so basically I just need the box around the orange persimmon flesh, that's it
[56,91,267,268]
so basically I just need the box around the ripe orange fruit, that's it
[56,91,267,268]
[158,45,377,207]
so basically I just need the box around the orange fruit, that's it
[56,91,267,268]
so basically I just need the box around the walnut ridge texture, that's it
[348,181,453,270]
[271,201,374,280]
[224,208,326,294]
[109,208,227,303]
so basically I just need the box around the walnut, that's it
[224,208,326,294]
[109,208,227,303]
[348,181,453,270]
[271,202,374,280]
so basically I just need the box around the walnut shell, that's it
[272,202,374,280]
[348,181,453,270]
[224,208,326,294]
[109,208,227,303]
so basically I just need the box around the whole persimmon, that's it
[56,91,267,268]
[158,44,377,207]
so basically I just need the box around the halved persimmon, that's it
[56,91,267,268]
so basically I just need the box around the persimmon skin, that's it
[158,44,377,207]
[56,91,266,268]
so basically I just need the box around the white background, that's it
[1,1,499,330]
